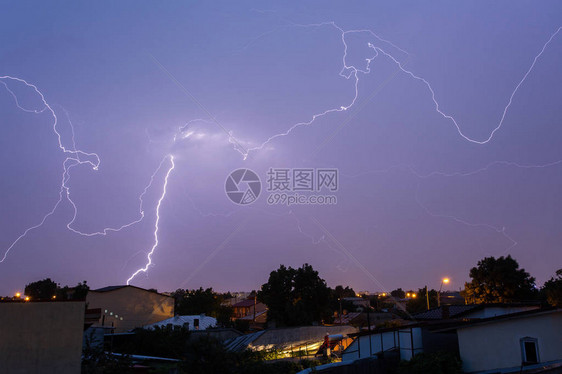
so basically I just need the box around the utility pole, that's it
[253,293,256,322]
[425,285,430,310]
[338,298,342,325]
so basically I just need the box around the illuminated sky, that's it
[1,1,562,295]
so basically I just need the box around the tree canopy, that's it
[25,278,57,300]
[542,269,562,307]
[258,264,332,326]
[463,255,537,303]
[24,278,89,301]
[171,287,233,327]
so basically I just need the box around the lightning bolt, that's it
[0,76,165,262]
[126,155,175,284]
[2,19,560,281]
[234,22,561,159]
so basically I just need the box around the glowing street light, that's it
[14,292,21,298]
[24,297,30,301]
[438,277,451,307]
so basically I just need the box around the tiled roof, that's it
[92,285,172,297]
[334,312,362,324]
[232,299,258,308]
[412,305,479,320]
[94,285,128,292]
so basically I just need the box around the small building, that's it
[453,308,562,373]
[342,297,370,311]
[86,285,174,332]
[143,314,217,331]
[232,298,267,319]
[342,321,460,362]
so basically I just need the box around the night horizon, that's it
[2,1,562,297]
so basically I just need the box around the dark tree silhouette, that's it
[542,269,562,307]
[258,264,332,326]
[463,255,537,303]
[25,278,57,300]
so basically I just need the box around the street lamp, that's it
[438,278,450,307]
[14,292,21,298]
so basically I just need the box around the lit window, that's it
[520,337,539,364]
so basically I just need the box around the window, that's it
[520,337,539,364]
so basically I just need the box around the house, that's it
[143,314,217,331]
[232,298,267,319]
[0,301,85,374]
[342,297,370,310]
[86,285,174,332]
[439,291,466,305]
[342,320,461,362]
[452,308,562,373]
[342,304,560,373]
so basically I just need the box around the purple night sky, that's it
[1,1,562,295]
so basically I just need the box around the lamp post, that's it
[425,285,430,310]
[437,278,450,307]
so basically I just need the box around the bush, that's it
[398,351,463,374]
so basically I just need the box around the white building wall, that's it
[398,327,423,361]
[464,306,539,319]
[457,312,562,373]
[342,327,423,361]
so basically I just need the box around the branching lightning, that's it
[2,19,560,284]
[236,22,561,159]
[0,76,168,263]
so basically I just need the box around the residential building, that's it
[232,298,267,319]
[342,320,460,362]
[342,297,370,310]
[86,285,174,332]
[453,308,562,373]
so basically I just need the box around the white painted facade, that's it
[457,310,562,373]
